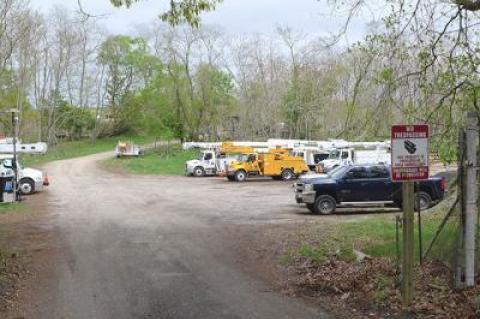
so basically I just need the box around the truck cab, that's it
[292,148,329,171]
[320,148,391,172]
[0,155,48,195]
[185,150,218,177]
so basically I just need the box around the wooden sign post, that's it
[391,124,429,307]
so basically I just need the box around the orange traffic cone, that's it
[43,173,50,186]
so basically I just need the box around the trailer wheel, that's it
[414,191,432,211]
[193,166,205,177]
[234,170,247,182]
[313,195,336,215]
[281,169,295,181]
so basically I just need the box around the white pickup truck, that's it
[0,154,48,195]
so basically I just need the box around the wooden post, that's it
[464,112,478,287]
[417,181,423,265]
[402,181,415,306]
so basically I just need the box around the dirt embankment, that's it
[228,222,480,319]
[0,193,56,317]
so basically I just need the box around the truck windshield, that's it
[329,166,350,179]
[328,150,340,159]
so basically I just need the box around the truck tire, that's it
[20,178,35,195]
[281,169,295,181]
[193,166,205,177]
[414,191,432,211]
[226,175,235,181]
[234,170,247,182]
[313,195,336,215]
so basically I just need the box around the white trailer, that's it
[116,141,144,158]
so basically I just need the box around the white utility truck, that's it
[0,140,49,195]
[320,144,391,172]
[292,147,329,171]
[185,142,267,177]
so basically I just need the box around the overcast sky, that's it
[29,0,368,41]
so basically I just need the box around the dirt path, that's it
[11,151,334,319]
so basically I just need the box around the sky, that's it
[29,0,369,41]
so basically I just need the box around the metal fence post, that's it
[464,112,478,287]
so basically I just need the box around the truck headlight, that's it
[304,183,314,191]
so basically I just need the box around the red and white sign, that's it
[391,124,429,181]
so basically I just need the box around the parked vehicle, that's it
[226,148,309,182]
[320,148,391,172]
[292,147,329,171]
[294,164,446,214]
[116,141,144,158]
[185,142,262,177]
[0,155,48,195]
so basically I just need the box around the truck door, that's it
[366,166,393,201]
[203,152,216,171]
[337,166,369,202]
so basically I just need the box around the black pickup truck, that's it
[295,164,447,214]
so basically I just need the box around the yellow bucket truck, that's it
[226,148,309,182]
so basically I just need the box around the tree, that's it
[98,35,154,134]
[109,0,223,27]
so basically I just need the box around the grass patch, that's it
[287,200,458,265]
[22,136,152,167]
[0,202,27,215]
[103,144,197,175]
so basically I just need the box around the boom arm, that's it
[0,142,48,154]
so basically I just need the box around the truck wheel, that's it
[234,170,247,182]
[281,169,295,181]
[193,166,205,177]
[20,178,35,195]
[414,191,432,211]
[313,195,336,215]
[226,175,235,181]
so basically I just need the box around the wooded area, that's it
[0,0,478,163]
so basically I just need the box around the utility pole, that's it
[464,112,478,287]
[402,181,415,306]
[10,109,19,201]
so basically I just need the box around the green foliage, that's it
[56,104,95,139]
[104,144,197,175]
[0,69,32,134]
[98,35,161,135]
[298,245,327,263]
[22,136,151,167]
[110,0,223,27]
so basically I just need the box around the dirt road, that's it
[17,152,332,319]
